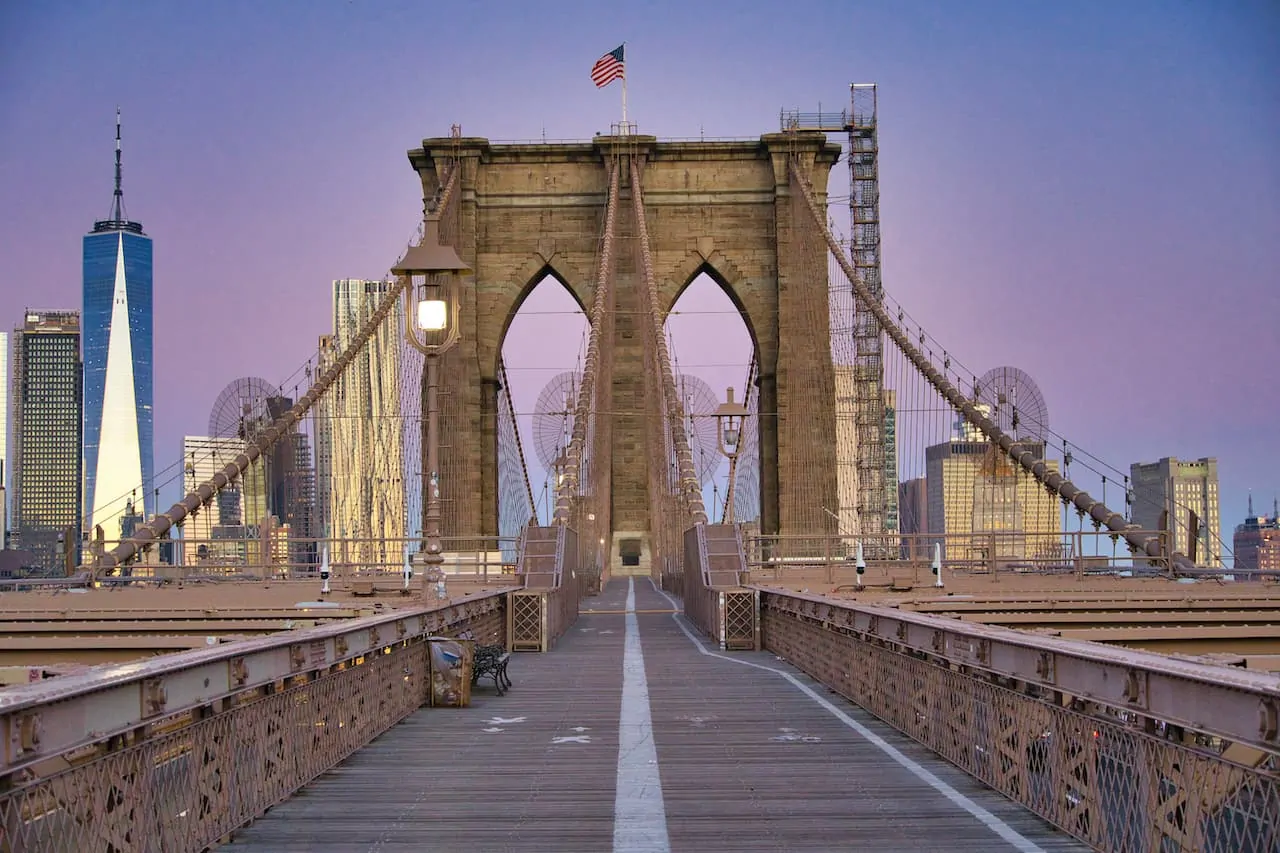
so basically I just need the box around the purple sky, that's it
[1,1,1276,555]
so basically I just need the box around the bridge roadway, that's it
[228,578,1086,852]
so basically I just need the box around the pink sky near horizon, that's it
[0,1,1276,556]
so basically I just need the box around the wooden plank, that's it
[227,579,1086,852]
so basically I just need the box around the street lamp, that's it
[391,213,471,600]
[553,449,571,486]
[550,448,571,524]
[714,387,748,523]
[715,387,747,458]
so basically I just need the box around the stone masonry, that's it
[406,131,841,549]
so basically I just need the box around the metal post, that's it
[424,350,444,595]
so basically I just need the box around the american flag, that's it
[591,45,625,88]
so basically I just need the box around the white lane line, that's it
[614,577,671,853]
[648,579,1046,853]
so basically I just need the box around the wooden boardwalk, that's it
[228,578,1087,852]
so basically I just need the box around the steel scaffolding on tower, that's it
[846,83,889,539]
[779,85,891,540]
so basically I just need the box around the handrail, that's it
[697,523,713,587]
[763,589,1280,754]
[553,523,566,586]
[0,590,506,775]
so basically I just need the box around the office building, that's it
[265,394,317,568]
[1130,456,1221,566]
[11,311,83,573]
[925,434,1061,563]
[1232,496,1278,574]
[834,365,858,536]
[882,389,898,534]
[83,108,154,540]
[181,435,250,565]
[316,280,406,569]
[312,334,336,542]
[898,477,926,535]
[0,330,8,546]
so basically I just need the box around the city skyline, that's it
[0,1,1275,559]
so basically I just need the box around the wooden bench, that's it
[471,643,512,696]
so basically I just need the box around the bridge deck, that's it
[228,578,1085,852]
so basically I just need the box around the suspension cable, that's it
[499,354,537,520]
[630,156,707,525]
[789,157,1175,566]
[94,165,463,577]
[554,159,620,522]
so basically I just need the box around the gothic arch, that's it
[484,253,591,381]
[410,131,840,541]
[663,247,761,359]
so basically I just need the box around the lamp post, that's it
[714,387,748,523]
[554,451,570,484]
[391,213,471,600]
[551,448,571,521]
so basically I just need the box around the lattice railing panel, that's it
[0,644,427,852]
[509,591,545,652]
[764,605,1280,853]
[723,590,759,650]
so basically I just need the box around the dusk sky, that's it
[1,1,1276,556]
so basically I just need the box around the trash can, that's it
[427,637,473,707]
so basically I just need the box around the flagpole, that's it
[621,42,628,132]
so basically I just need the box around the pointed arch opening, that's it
[499,270,590,535]
[664,268,757,527]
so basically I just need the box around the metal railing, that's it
[0,591,507,851]
[25,536,524,586]
[681,523,757,650]
[682,525,719,644]
[762,591,1280,852]
[509,525,581,651]
[743,530,1182,584]
[779,108,853,131]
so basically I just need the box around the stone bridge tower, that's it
[407,131,842,562]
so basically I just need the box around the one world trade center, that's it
[83,107,153,540]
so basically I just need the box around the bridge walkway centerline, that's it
[227,578,1087,852]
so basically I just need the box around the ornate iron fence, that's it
[0,593,506,852]
[762,591,1280,852]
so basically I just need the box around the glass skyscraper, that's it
[82,108,153,540]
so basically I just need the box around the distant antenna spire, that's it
[1274,495,1278,521]
[1248,491,1254,517]
[91,106,142,234]
[111,106,125,222]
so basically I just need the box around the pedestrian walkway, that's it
[228,578,1086,852]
